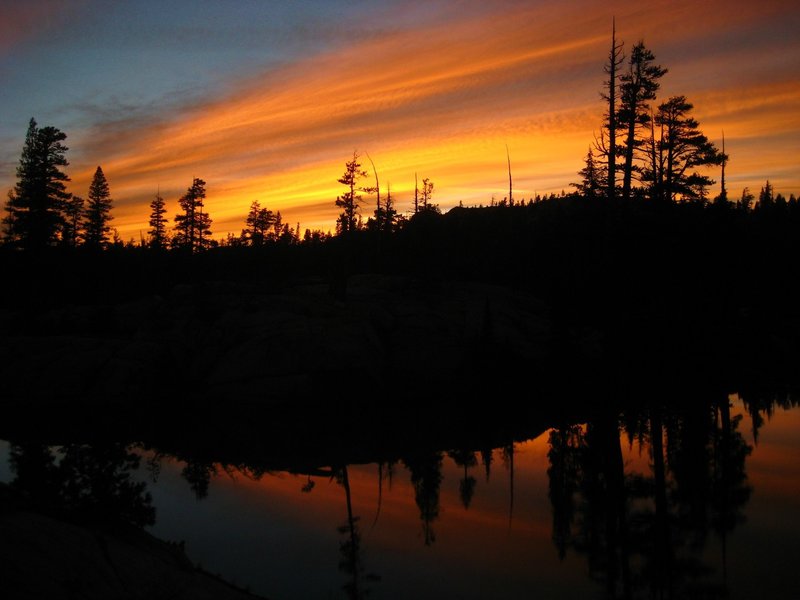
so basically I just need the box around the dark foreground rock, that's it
[0,275,550,404]
[0,484,264,600]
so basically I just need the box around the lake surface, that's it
[2,393,799,599]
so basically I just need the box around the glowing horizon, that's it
[1,0,798,241]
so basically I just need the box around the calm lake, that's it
[2,393,799,599]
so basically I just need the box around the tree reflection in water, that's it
[9,442,154,527]
[403,452,444,546]
[335,464,381,600]
[448,449,478,509]
[545,395,760,599]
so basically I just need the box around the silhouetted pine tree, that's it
[758,180,774,210]
[336,152,368,235]
[572,148,605,199]
[2,118,71,249]
[598,20,624,201]
[737,187,754,212]
[241,200,274,246]
[642,96,723,202]
[618,41,666,201]
[419,177,438,213]
[375,182,398,233]
[714,132,729,205]
[148,191,168,249]
[84,166,114,249]
[272,210,284,242]
[173,178,212,252]
[61,195,84,248]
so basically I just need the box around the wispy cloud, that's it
[65,4,611,234]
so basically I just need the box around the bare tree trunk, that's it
[198,205,204,252]
[507,442,515,529]
[341,465,360,600]
[506,144,513,205]
[651,409,673,597]
[720,131,727,200]
[647,113,660,201]
[189,203,195,252]
[372,462,383,529]
[606,18,622,201]
[622,116,636,201]
[365,152,380,216]
[414,172,419,214]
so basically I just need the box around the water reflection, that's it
[447,449,478,509]
[8,442,154,527]
[1,391,798,599]
[546,397,754,599]
[404,452,444,546]
[336,465,381,599]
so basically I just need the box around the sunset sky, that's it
[1,0,798,240]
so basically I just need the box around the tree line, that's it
[0,119,442,252]
[2,26,797,254]
[1,119,218,252]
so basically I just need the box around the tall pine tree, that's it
[241,200,274,246]
[572,148,605,200]
[173,178,212,252]
[62,195,84,248]
[373,182,398,233]
[148,191,168,250]
[335,152,368,235]
[599,20,624,201]
[84,166,114,249]
[2,118,71,249]
[643,96,723,203]
[618,42,666,201]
